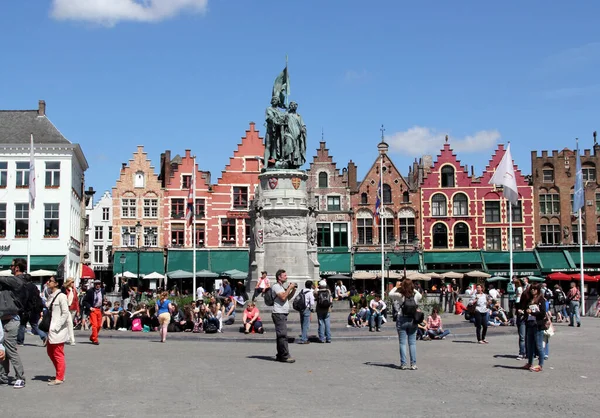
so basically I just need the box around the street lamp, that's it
[384,255,391,290]
[397,231,420,279]
[122,221,155,289]
[119,253,126,286]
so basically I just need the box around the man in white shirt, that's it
[271,269,296,363]
[488,284,500,300]
[196,285,206,301]
[369,294,386,332]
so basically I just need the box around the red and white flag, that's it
[29,134,36,209]
[185,176,194,226]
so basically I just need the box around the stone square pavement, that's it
[2,317,598,417]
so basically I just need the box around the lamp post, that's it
[397,231,421,279]
[384,255,391,291]
[119,253,126,289]
[122,221,155,289]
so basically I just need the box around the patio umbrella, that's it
[143,271,165,280]
[81,264,95,279]
[527,276,546,283]
[466,270,491,278]
[30,269,57,277]
[546,272,571,281]
[115,271,137,279]
[425,272,443,279]
[442,271,464,279]
[327,274,351,280]
[568,273,596,282]
[352,271,377,280]
[406,272,431,281]
[0,269,12,276]
[167,270,194,279]
[195,269,218,278]
[383,271,403,280]
[486,276,509,283]
[220,269,248,280]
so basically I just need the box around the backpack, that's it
[131,318,142,332]
[292,289,308,312]
[556,290,566,304]
[401,295,418,317]
[317,290,331,309]
[544,288,553,301]
[23,282,44,314]
[205,322,218,333]
[263,288,276,306]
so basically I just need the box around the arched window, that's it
[583,163,596,181]
[433,223,448,248]
[361,192,368,204]
[357,210,373,245]
[452,193,468,216]
[453,223,469,248]
[383,184,392,204]
[398,208,415,243]
[402,191,410,203]
[318,172,328,188]
[441,166,455,187]
[432,193,447,217]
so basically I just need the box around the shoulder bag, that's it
[38,293,61,333]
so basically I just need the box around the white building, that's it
[83,189,114,286]
[0,100,89,279]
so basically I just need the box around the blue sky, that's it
[1,1,599,198]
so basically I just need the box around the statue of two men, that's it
[264,97,306,169]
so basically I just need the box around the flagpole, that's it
[380,153,385,297]
[578,209,585,315]
[192,157,197,298]
[508,199,514,282]
[27,134,35,274]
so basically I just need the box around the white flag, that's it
[29,134,36,209]
[489,143,519,205]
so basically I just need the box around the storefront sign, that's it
[227,211,250,219]
[489,270,537,276]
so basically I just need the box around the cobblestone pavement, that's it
[2,317,598,417]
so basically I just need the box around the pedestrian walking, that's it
[16,270,47,347]
[156,291,174,342]
[120,278,130,308]
[83,279,105,345]
[271,269,296,363]
[522,284,547,372]
[315,280,332,343]
[566,282,582,327]
[389,279,422,370]
[0,258,27,388]
[469,283,490,344]
[297,280,315,344]
[45,277,70,385]
[64,278,79,345]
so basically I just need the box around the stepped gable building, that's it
[306,141,356,275]
[531,143,600,246]
[112,146,165,281]
[350,139,420,273]
[161,123,264,274]
[0,100,88,279]
[419,140,534,275]
[83,189,114,286]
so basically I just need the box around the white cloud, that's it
[387,126,501,156]
[50,0,208,26]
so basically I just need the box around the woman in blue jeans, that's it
[389,279,422,370]
[523,284,547,372]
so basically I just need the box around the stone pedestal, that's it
[248,169,319,288]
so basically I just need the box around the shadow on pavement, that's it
[31,375,54,382]
[363,362,399,370]
[493,365,526,370]
[493,354,518,359]
[247,355,278,362]
[451,340,477,344]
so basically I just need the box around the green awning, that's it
[569,250,600,266]
[482,251,537,265]
[537,251,573,272]
[0,255,65,270]
[114,251,164,275]
[318,253,351,274]
[166,250,248,274]
[354,252,419,267]
[424,251,483,264]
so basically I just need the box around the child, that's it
[455,297,467,315]
[347,306,361,327]
[417,319,428,340]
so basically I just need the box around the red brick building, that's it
[351,140,421,272]
[420,141,534,252]
[160,123,264,273]
[306,141,356,274]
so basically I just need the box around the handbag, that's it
[38,293,60,333]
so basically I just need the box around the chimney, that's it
[347,160,357,191]
[38,100,46,116]
[121,163,127,170]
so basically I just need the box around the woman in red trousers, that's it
[45,277,70,386]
